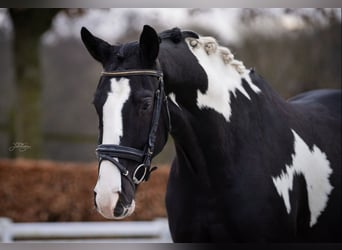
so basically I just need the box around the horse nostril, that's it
[93,191,97,208]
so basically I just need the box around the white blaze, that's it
[94,78,132,219]
[272,129,333,227]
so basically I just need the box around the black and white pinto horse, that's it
[81,25,341,242]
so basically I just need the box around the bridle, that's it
[95,69,171,185]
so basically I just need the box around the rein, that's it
[96,69,171,184]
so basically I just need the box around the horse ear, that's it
[139,25,160,66]
[81,27,111,65]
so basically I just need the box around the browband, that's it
[101,70,163,78]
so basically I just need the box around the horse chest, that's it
[166,165,233,241]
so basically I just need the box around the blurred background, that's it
[0,8,341,162]
[0,8,341,227]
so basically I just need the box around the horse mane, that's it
[159,27,183,43]
[187,36,247,76]
[159,27,199,44]
[159,27,248,78]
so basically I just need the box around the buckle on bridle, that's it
[132,164,147,184]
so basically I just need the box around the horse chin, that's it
[113,199,136,219]
[97,201,135,219]
[95,192,136,219]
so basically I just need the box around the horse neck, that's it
[165,69,293,182]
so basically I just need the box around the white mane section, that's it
[185,36,261,122]
[189,36,247,74]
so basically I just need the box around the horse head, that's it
[81,25,170,219]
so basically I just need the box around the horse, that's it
[81,25,341,242]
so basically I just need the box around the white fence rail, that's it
[0,217,172,243]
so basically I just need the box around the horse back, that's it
[288,89,341,117]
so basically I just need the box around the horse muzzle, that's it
[94,190,135,219]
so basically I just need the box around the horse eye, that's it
[140,98,153,112]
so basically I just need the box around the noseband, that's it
[95,69,171,184]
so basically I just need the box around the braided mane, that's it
[186,36,247,75]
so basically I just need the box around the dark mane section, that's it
[159,27,199,43]
[159,27,182,42]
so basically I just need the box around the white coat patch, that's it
[168,92,181,109]
[94,78,131,219]
[185,36,261,122]
[272,129,333,227]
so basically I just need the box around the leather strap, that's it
[96,144,144,163]
[101,70,163,78]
